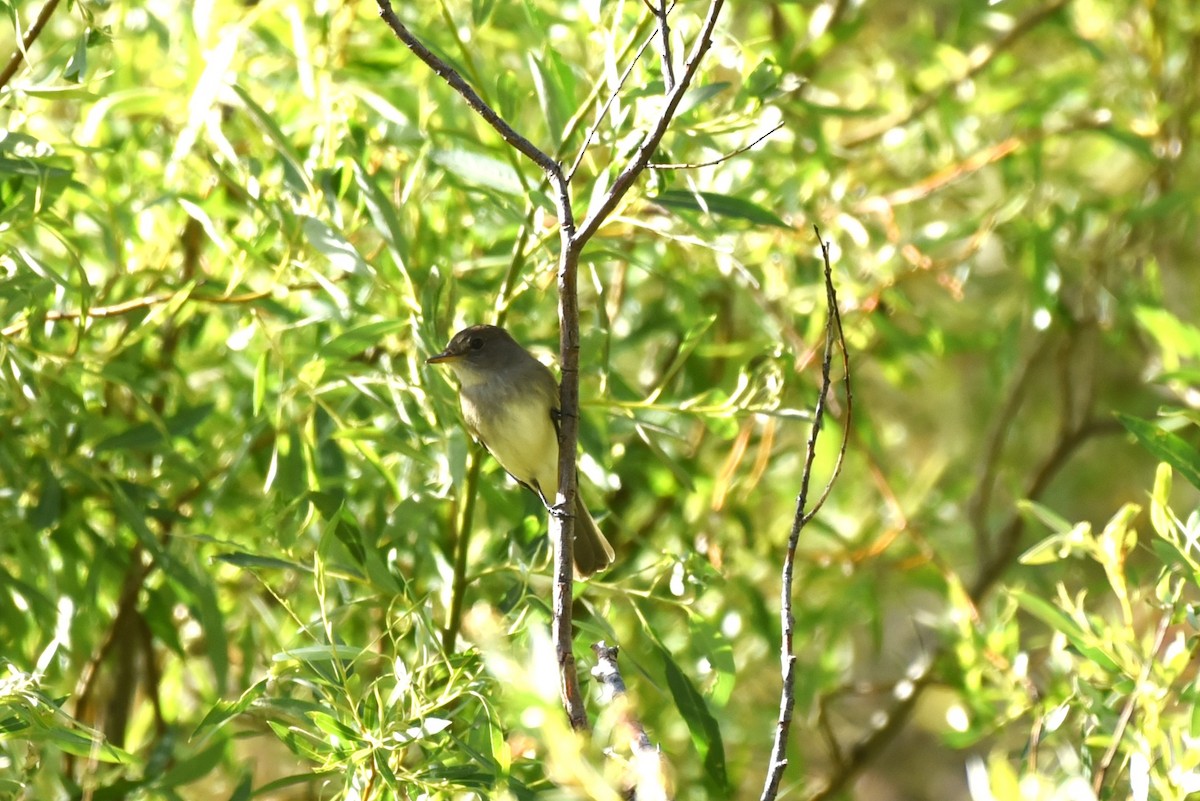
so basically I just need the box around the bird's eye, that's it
[469,337,484,350]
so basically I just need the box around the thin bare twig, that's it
[0,0,63,91]
[566,23,659,183]
[644,0,676,91]
[760,229,850,801]
[592,641,673,801]
[651,121,786,170]
[575,0,727,245]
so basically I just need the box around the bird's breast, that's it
[460,383,560,495]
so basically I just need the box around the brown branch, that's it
[552,0,724,732]
[761,229,849,801]
[0,0,62,91]
[644,0,676,91]
[552,215,588,730]
[574,0,727,245]
[650,122,786,170]
[592,641,673,800]
[841,0,1071,149]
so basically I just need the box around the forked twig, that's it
[760,228,851,801]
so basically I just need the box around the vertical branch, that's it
[552,182,589,732]
[760,231,850,801]
[646,0,677,91]
[442,447,483,648]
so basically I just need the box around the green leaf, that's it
[431,149,524,196]
[302,216,370,276]
[1117,414,1200,491]
[656,644,728,793]
[93,404,213,453]
[214,552,311,572]
[230,84,315,198]
[677,81,732,116]
[319,319,409,359]
[272,645,365,664]
[1010,589,1121,673]
[472,0,498,26]
[157,741,226,788]
[194,680,269,736]
[651,189,789,228]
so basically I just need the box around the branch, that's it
[552,0,724,732]
[592,641,673,801]
[0,0,62,92]
[650,122,785,170]
[553,234,589,731]
[760,230,850,801]
[1092,581,1179,795]
[644,0,676,91]
[574,0,726,245]
[566,22,660,184]
[379,0,728,735]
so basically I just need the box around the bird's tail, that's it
[573,496,615,578]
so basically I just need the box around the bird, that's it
[427,324,615,577]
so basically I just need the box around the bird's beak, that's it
[426,348,461,365]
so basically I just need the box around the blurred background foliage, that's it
[2,0,1200,799]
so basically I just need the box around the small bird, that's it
[427,324,615,577]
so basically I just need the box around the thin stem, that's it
[441,447,483,648]
[645,0,676,91]
[0,0,63,91]
[591,641,672,800]
[566,23,659,184]
[651,121,785,170]
[575,0,726,245]
[1091,581,1180,795]
[761,230,849,801]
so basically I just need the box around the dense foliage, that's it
[2,1,1199,800]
